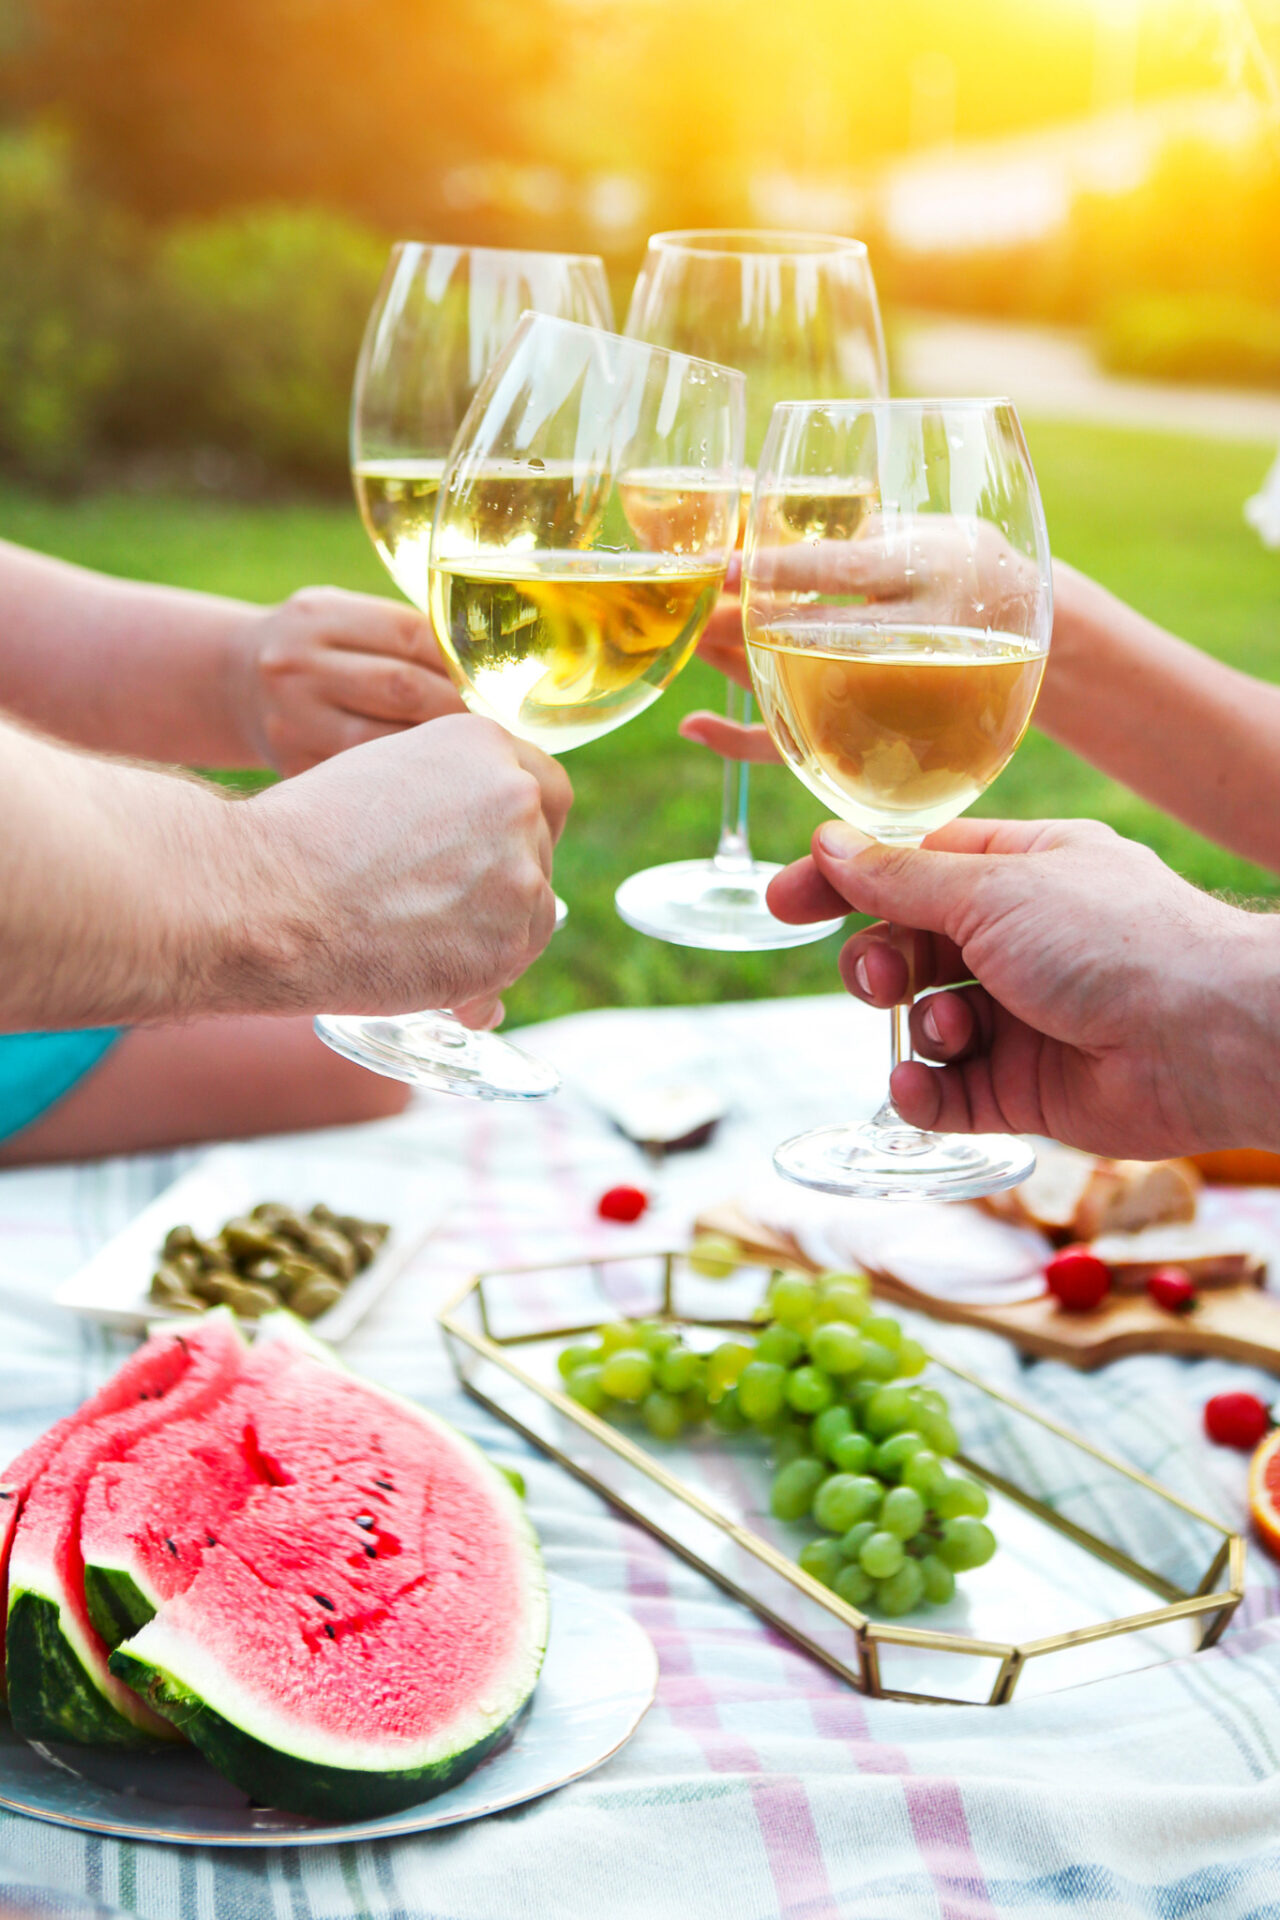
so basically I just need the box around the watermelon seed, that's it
[364,1545,377,1559]
[354,1514,375,1530]
[165,1538,178,1555]
[373,1478,394,1491]
[205,1531,217,1547]
[314,1594,335,1610]
[323,1623,336,1640]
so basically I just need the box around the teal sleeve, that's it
[0,1030,123,1144]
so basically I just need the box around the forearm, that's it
[1039,562,1280,873]
[0,722,310,1028]
[0,541,262,767]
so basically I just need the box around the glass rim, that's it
[506,309,747,392]
[386,239,608,270]
[769,395,1017,415]
[645,228,871,262]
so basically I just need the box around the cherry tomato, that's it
[1044,1246,1111,1312]
[597,1185,649,1224]
[1204,1391,1270,1450]
[1146,1266,1196,1314]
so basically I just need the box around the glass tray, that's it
[438,1251,1243,1706]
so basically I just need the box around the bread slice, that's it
[986,1141,1199,1242]
[1089,1224,1264,1291]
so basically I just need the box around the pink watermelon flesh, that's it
[5,1314,247,1743]
[111,1359,546,1789]
[80,1333,322,1633]
[0,1325,229,1697]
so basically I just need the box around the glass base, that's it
[553,893,568,933]
[614,858,845,952]
[774,1115,1036,1202]
[314,1012,560,1102]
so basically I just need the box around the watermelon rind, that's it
[83,1567,155,1651]
[110,1645,534,1819]
[7,1593,164,1749]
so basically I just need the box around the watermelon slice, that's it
[4,1312,247,1747]
[109,1362,547,1818]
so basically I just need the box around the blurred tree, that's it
[1,0,555,229]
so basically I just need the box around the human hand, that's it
[244,714,572,1028]
[767,816,1280,1159]
[233,587,465,776]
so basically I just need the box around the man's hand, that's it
[249,715,572,1026]
[234,587,465,776]
[768,816,1280,1160]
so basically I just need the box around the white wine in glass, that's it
[316,243,613,1102]
[618,228,887,952]
[743,398,1053,1201]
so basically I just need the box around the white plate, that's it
[52,1140,450,1342]
[0,1575,656,1846]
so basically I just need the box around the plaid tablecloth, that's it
[3,993,1280,1920]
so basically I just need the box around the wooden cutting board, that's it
[696,1202,1280,1374]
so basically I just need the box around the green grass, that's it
[2,419,1276,1026]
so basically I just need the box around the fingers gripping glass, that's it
[316,244,612,1100]
[324,312,746,1100]
[742,398,1052,1199]
[617,229,887,952]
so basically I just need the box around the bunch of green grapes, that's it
[555,1267,996,1618]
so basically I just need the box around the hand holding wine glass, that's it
[741,397,1053,1199]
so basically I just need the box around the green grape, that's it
[812,1405,854,1462]
[635,1319,679,1358]
[816,1281,870,1325]
[641,1390,684,1440]
[879,1485,926,1540]
[913,1387,948,1416]
[875,1558,926,1616]
[834,1562,874,1607]
[920,1554,956,1604]
[785,1365,835,1415]
[845,1380,880,1419]
[901,1448,946,1502]
[813,1473,882,1534]
[896,1337,928,1377]
[839,1519,878,1562]
[738,1361,787,1425]
[934,1477,990,1520]
[873,1431,927,1480]
[858,1531,905,1579]
[557,1342,601,1380]
[709,1386,747,1433]
[597,1320,639,1355]
[657,1346,703,1394]
[937,1518,997,1571]
[857,1340,900,1382]
[830,1430,875,1475]
[862,1314,902,1351]
[599,1348,654,1402]
[755,1324,805,1367]
[681,1382,709,1423]
[769,1275,816,1330]
[809,1322,866,1376]
[915,1408,960,1457]
[863,1386,914,1439]
[566,1364,606,1412]
[772,1425,812,1469]
[686,1236,739,1278]
[705,1341,753,1400]
[770,1457,827,1522]
[798,1537,845,1588]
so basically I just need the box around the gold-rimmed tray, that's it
[438,1250,1243,1707]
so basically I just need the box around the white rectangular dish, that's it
[53,1139,448,1341]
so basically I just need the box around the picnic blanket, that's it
[3,992,1280,1920]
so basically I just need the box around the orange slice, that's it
[1249,1427,1280,1561]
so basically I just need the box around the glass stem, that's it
[713,681,754,874]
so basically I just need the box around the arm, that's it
[0,540,464,773]
[768,817,1280,1160]
[0,713,570,1031]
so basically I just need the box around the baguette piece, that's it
[1089,1224,1265,1291]
[985,1141,1199,1242]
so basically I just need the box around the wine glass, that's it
[742,398,1052,1199]
[323,313,745,1100]
[617,229,887,951]
[315,243,612,1101]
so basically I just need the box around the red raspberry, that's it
[1204,1391,1270,1450]
[1044,1246,1110,1312]
[1146,1266,1196,1314]
[597,1184,648,1224]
